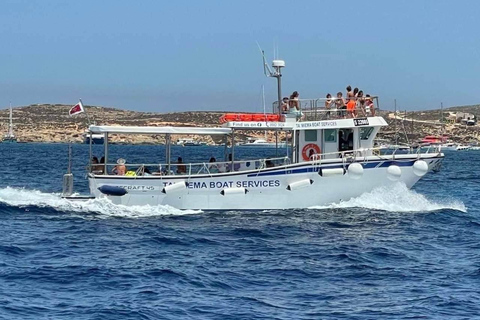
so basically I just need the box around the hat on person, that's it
[117,158,126,165]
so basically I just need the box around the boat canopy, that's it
[88,125,232,135]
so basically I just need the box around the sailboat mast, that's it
[440,102,444,141]
[394,99,398,145]
[8,102,13,137]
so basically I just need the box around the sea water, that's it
[0,144,477,319]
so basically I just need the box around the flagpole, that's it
[80,98,91,126]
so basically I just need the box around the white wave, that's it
[311,183,467,213]
[0,187,201,218]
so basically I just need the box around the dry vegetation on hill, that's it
[0,103,479,144]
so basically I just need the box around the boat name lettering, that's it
[163,180,281,189]
[118,185,156,191]
[353,118,369,126]
[296,121,337,128]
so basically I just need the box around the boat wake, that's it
[0,187,201,218]
[311,183,467,213]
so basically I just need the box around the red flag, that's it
[69,101,84,116]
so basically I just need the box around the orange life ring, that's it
[302,143,321,161]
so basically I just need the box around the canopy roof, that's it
[88,125,232,135]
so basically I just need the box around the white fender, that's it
[220,187,248,195]
[162,181,187,194]
[387,165,402,181]
[286,179,314,191]
[348,163,364,180]
[413,160,429,177]
[319,168,346,177]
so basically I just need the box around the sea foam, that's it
[311,183,466,213]
[0,187,201,218]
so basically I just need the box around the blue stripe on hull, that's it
[248,159,418,178]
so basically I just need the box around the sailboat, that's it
[2,103,17,143]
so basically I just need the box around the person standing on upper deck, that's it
[365,94,375,116]
[346,86,353,99]
[281,97,289,113]
[335,92,346,118]
[289,91,303,120]
[325,93,333,119]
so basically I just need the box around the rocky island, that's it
[0,103,478,145]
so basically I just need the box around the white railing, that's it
[91,156,291,176]
[88,143,441,177]
[273,96,380,121]
[308,145,441,163]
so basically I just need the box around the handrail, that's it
[273,96,380,121]
[91,156,291,176]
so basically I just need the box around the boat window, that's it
[304,130,317,142]
[360,127,374,140]
[324,129,337,142]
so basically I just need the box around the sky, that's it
[1,0,479,113]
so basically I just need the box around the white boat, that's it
[176,138,206,146]
[456,145,470,151]
[83,131,104,144]
[238,138,287,148]
[440,143,457,151]
[63,58,443,210]
[2,103,17,143]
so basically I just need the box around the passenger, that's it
[353,87,359,98]
[227,153,240,171]
[90,156,98,174]
[289,91,303,119]
[208,157,219,173]
[365,94,375,116]
[112,158,127,176]
[176,157,186,175]
[281,97,289,113]
[346,98,357,118]
[357,90,365,116]
[335,92,346,117]
[265,159,274,168]
[346,85,353,100]
[143,167,152,176]
[325,93,333,119]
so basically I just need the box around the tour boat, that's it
[63,59,444,210]
[2,103,17,143]
[176,138,206,147]
[237,137,287,148]
[456,145,470,151]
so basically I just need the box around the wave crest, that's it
[311,183,466,213]
[0,187,201,218]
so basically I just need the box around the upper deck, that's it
[273,96,380,120]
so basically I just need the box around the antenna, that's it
[256,42,285,114]
[394,99,398,146]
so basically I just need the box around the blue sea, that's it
[0,144,477,319]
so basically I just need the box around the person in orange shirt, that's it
[346,99,356,118]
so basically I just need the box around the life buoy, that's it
[302,143,321,161]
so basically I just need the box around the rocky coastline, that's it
[0,104,478,145]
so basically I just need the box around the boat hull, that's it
[84,137,105,144]
[87,154,443,210]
